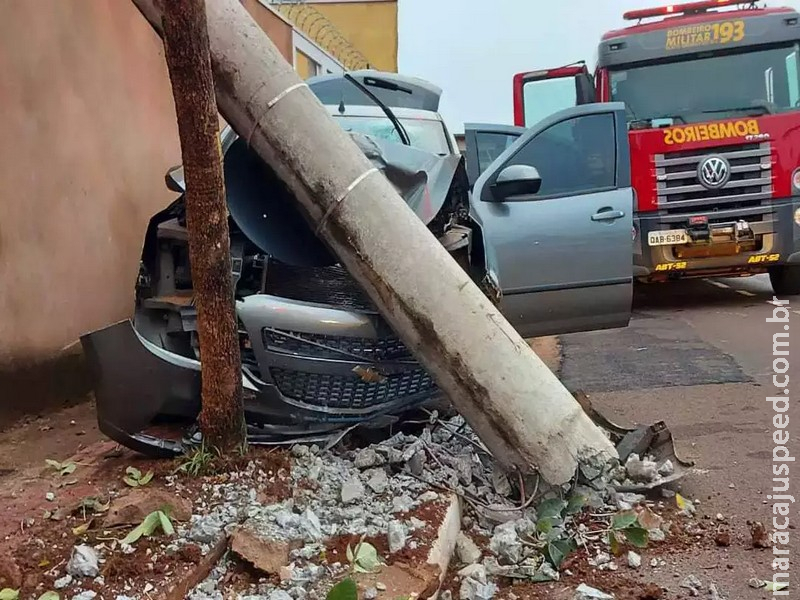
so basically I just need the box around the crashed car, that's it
[81,71,635,456]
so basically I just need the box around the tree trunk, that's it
[162,0,244,452]
[134,0,616,484]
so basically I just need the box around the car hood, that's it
[222,132,463,267]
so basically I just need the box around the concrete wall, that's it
[0,0,295,422]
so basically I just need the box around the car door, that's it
[463,123,525,187]
[469,102,632,338]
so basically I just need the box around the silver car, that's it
[80,71,634,456]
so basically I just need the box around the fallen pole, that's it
[132,0,617,484]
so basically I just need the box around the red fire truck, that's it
[512,0,800,295]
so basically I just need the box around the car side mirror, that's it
[488,165,542,201]
[165,165,185,192]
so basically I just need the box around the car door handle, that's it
[591,209,625,222]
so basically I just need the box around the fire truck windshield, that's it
[609,43,800,126]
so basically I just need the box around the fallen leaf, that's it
[72,520,93,536]
[38,593,59,600]
[326,578,357,600]
[0,590,19,600]
[612,510,638,530]
[351,366,386,384]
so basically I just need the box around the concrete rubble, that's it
[40,415,698,600]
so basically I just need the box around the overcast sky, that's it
[397,0,800,132]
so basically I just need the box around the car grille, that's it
[264,329,414,362]
[264,261,376,311]
[270,367,437,410]
[655,142,773,216]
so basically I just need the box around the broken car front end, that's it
[81,126,472,457]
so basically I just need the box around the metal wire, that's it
[269,0,373,70]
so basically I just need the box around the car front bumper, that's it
[80,295,440,457]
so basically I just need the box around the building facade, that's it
[271,0,398,73]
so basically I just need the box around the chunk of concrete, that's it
[230,527,291,574]
[455,532,482,565]
[67,545,99,578]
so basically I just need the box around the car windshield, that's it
[335,115,451,155]
[610,43,800,125]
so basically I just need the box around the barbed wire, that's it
[270,0,372,70]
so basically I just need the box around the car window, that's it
[504,113,616,198]
[475,132,521,174]
[335,115,451,155]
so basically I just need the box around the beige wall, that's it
[0,1,181,369]
[0,0,299,376]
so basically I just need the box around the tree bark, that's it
[161,0,244,452]
[134,0,616,484]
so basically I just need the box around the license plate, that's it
[648,229,689,247]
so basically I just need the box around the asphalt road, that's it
[560,274,798,598]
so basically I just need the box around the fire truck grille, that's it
[654,142,773,216]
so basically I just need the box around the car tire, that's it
[769,265,800,296]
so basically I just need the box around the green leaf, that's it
[139,471,154,486]
[612,510,638,530]
[536,517,554,534]
[0,590,19,600]
[608,530,622,556]
[544,538,576,568]
[538,498,567,519]
[126,466,142,479]
[326,578,357,600]
[59,462,76,476]
[159,511,175,536]
[122,477,139,488]
[765,581,789,592]
[353,541,381,573]
[122,510,167,545]
[623,527,650,548]
[44,459,61,470]
[545,526,565,543]
[38,592,59,600]
[566,494,587,515]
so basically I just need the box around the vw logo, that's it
[697,155,731,189]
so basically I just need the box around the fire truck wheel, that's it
[768,265,800,296]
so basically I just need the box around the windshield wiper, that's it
[701,102,774,116]
[343,73,411,146]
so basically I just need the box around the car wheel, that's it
[769,265,800,296]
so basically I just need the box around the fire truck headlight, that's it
[795,207,800,226]
[793,168,800,193]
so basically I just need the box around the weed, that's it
[123,466,154,487]
[174,444,219,477]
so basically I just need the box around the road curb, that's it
[425,493,462,599]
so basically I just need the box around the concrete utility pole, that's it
[134,0,616,484]
[162,0,245,452]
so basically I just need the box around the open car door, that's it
[513,63,595,127]
[468,102,633,338]
[463,123,525,187]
